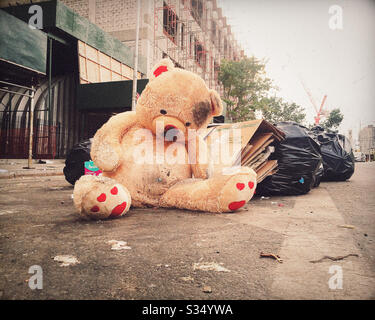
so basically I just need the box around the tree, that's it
[218,57,305,124]
[261,96,306,124]
[322,108,344,130]
[218,57,272,122]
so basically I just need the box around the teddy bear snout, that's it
[152,115,186,141]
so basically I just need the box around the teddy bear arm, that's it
[189,134,209,179]
[91,111,137,172]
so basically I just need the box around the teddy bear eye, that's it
[160,109,167,115]
[185,122,191,127]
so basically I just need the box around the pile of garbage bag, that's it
[63,139,92,185]
[310,126,355,181]
[257,122,323,196]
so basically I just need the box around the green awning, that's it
[0,9,47,74]
[2,0,147,75]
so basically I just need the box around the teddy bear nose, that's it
[160,109,167,115]
[164,124,176,135]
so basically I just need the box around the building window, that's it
[189,33,193,56]
[218,30,222,48]
[180,22,185,49]
[211,20,216,44]
[194,38,206,68]
[214,60,220,81]
[163,2,179,44]
[191,0,203,26]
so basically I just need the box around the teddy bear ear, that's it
[149,58,175,81]
[210,89,223,116]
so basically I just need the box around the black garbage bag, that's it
[257,122,323,196]
[312,161,324,188]
[310,127,355,181]
[63,139,92,185]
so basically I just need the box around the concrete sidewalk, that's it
[0,164,374,299]
[0,159,65,179]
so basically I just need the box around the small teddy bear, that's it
[73,58,257,219]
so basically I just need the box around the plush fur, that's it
[73,59,257,219]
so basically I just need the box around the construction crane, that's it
[299,77,328,125]
[315,94,328,125]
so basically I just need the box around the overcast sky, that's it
[217,0,375,142]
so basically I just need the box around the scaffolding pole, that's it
[27,86,35,169]
[132,0,141,111]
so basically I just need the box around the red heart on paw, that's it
[228,200,246,211]
[111,186,118,195]
[110,201,127,218]
[236,183,245,191]
[248,181,254,189]
[91,205,100,212]
[97,193,106,202]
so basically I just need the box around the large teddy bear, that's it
[73,58,257,219]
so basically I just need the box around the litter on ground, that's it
[107,240,131,250]
[53,255,80,267]
[193,262,230,272]
[260,252,283,263]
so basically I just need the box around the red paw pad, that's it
[248,181,254,189]
[97,193,106,202]
[228,200,246,211]
[110,202,127,218]
[236,183,245,191]
[91,205,100,212]
[110,186,118,195]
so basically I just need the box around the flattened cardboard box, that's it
[203,119,285,182]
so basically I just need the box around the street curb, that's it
[0,171,64,179]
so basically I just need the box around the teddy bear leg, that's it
[160,167,257,213]
[73,175,131,220]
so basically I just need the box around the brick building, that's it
[60,0,245,94]
[359,125,375,155]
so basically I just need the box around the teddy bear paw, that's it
[74,176,131,220]
[218,167,257,212]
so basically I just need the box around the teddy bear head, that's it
[136,58,223,139]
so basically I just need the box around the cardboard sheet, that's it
[204,119,285,182]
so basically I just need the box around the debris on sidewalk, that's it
[309,253,359,264]
[193,262,230,272]
[53,255,80,267]
[107,240,131,250]
[203,285,212,293]
[338,224,355,229]
[38,159,54,164]
[260,252,283,263]
[0,210,14,216]
[180,276,194,282]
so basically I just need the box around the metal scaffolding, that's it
[153,0,231,93]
